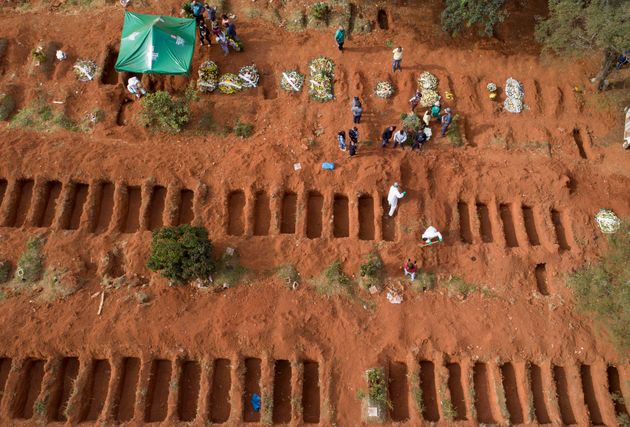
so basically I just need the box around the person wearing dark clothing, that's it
[381,126,396,147]
[349,127,359,144]
[412,128,427,150]
[226,22,237,38]
[351,97,362,122]
[205,4,216,22]
[198,22,212,46]
[191,1,205,26]
[349,141,357,156]
[409,90,422,113]
[441,108,453,137]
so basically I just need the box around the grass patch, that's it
[233,119,254,138]
[261,390,273,425]
[443,275,479,299]
[310,260,354,296]
[567,219,630,351]
[410,370,425,416]
[358,250,384,291]
[441,397,456,421]
[310,2,329,21]
[410,270,437,292]
[286,9,306,31]
[276,264,300,288]
[9,94,79,132]
[213,249,248,288]
[447,114,463,146]
[16,237,44,283]
[358,368,390,421]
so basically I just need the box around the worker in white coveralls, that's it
[387,182,406,216]
[127,76,147,99]
[422,225,443,244]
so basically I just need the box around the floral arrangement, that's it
[280,70,305,92]
[238,64,259,88]
[418,71,438,90]
[309,56,335,77]
[487,82,497,92]
[503,97,523,114]
[505,77,523,100]
[420,89,440,107]
[308,72,333,102]
[73,59,98,81]
[218,73,242,94]
[197,60,219,93]
[374,81,394,99]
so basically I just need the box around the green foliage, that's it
[234,120,254,138]
[443,275,478,298]
[441,398,456,421]
[410,270,437,292]
[0,259,11,283]
[447,114,463,146]
[139,90,191,133]
[276,264,300,287]
[17,238,44,283]
[147,225,214,285]
[261,391,273,425]
[213,250,248,287]
[567,220,630,351]
[358,250,384,290]
[181,1,193,18]
[441,0,506,37]
[401,112,422,133]
[310,2,329,21]
[385,39,395,48]
[33,399,47,416]
[310,260,354,296]
[366,368,390,409]
[30,47,47,64]
[0,93,15,120]
[411,373,425,416]
[10,96,53,130]
[535,0,630,55]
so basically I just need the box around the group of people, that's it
[190,0,241,55]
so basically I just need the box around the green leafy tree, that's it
[147,225,214,284]
[536,0,630,90]
[441,0,507,37]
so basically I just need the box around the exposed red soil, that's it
[0,0,629,425]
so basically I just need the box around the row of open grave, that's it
[0,177,575,250]
[0,354,627,425]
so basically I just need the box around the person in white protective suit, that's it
[127,77,147,99]
[422,225,443,244]
[387,182,406,217]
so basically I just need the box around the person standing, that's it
[422,109,432,127]
[441,108,453,137]
[337,130,347,151]
[351,98,363,124]
[431,101,441,120]
[387,182,406,216]
[409,90,422,113]
[392,46,403,72]
[216,31,229,56]
[349,140,358,156]
[381,125,396,147]
[393,128,408,149]
[403,259,417,281]
[205,4,216,22]
[191,0,205,26]
[335,26,346,51]
[349,126,359,144]
[412,127,427,150]
[198,22,212,47]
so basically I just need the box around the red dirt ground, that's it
[0,0,629,425]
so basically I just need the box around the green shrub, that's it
[447,114,463,146]
[410,270,437,292]
[147,225,214,285]
[0,93,15,120]
[366,368,390,409]
[0,259,11,283]
[567,220,630,351]
[443,275,478,298]
[181,1,193,18]
[276,264,300,287]
[401,112,422,133]
[10,96,53,131]
[139,90,191,133]
[310,2,329,21]
[311,260,354,296]
[359,250,384,290]
[31,47,47,64]
[441,0,506,37]
[233,120,254,138]
[17,238,44,283]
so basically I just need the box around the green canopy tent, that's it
[115,12,196,76]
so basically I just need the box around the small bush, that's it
[311,260,354,296]
[181,1,193,18]
[0,259,11,283]
[147,225,214,285]
[310,2,329,21]
[366,368,390,410]
[0,93,15,120]
[31,47,46,64]
[234,120,254,138]
[358,250,384,290]
[17,238,44,283]
[401,112,422,132]
[213,249,248,287]
[441,0,506,37]
[139,91,191,133]
[443,275,478,298]
[568,220,630,351]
